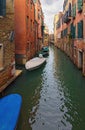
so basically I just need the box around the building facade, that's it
[54,0,85,76]
[54,12,63,47]
[43,24,49,46]
[54,14,59,46]
[0,0,15,91]
[15,0,44,64]
[14,0,35,64]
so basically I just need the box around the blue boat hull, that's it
[0,94,22,130]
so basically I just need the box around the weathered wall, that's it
[15,0,35,64]
[0,0,15,90]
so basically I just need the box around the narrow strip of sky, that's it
[40,0,64,34]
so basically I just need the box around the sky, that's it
[40,0,64,34]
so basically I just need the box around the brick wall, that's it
[0,0,15,90]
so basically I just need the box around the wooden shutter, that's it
[68,3,71,17]
[78,20,83,38]
[78,0,83,11]
[72,4,76,18]
[73,26,75,38]
[70,23,75,38]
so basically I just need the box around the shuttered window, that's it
[77,0,83,11]
[72,4,76,18]
[68,3,71,17]
[63,0,68,11]
[77,20,83,38]
[61,28,68,38]
[0,0,6,16]
[70,23,76,38]
[73,26,76,38]
[61,31,63,38]
[56,19,60,29]
[64,28,67,36]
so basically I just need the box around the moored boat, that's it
[38,46,49,57]
[42,46,49,52]
[0,94,22,130]
[25,57,46,70]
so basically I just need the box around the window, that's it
[31,20,32,31]
[63,0,68,11]
[77,20,83,38]
[0,44,4,70]
[9,31,14,42]
[0,0,6,16]
[56,19,60,29]
[77,0,83,12]
[26,0,29,4]
[33,22,34,31]
[68,3,71,17]
[72,4,76,19]
[26,16,29,30]
[30,1,32,9]
[61,31,63,38]
[70,23,76,38]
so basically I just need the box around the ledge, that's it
[0,69,22,93]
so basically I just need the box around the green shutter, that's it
[78,0,83,11]
[78,20,83,38]
[63,28,67,37]
[72,4,76,18]
[70,23,76,38]
[0,0,6,16]
[74,4,76,17]
[70,23,73,38]
[71,25,76,39]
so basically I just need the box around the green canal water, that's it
[4,45,85,130]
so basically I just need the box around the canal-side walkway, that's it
[0,70,22,93]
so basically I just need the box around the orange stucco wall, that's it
[14,0,35,63]
[14,0,26,55]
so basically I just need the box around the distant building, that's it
[0,0,15,91]
[43,24,49,46]
[33,0,44,52]
[37,0,44,50]
[53,12,63,47]
[49,33,54,44]
[54,14,59,45]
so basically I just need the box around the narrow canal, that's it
[4,45,85,130]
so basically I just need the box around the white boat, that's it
[25,57,46,70]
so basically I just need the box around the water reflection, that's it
[4,45,85,130]
[5,65,45,130]
[29,46,72,130]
